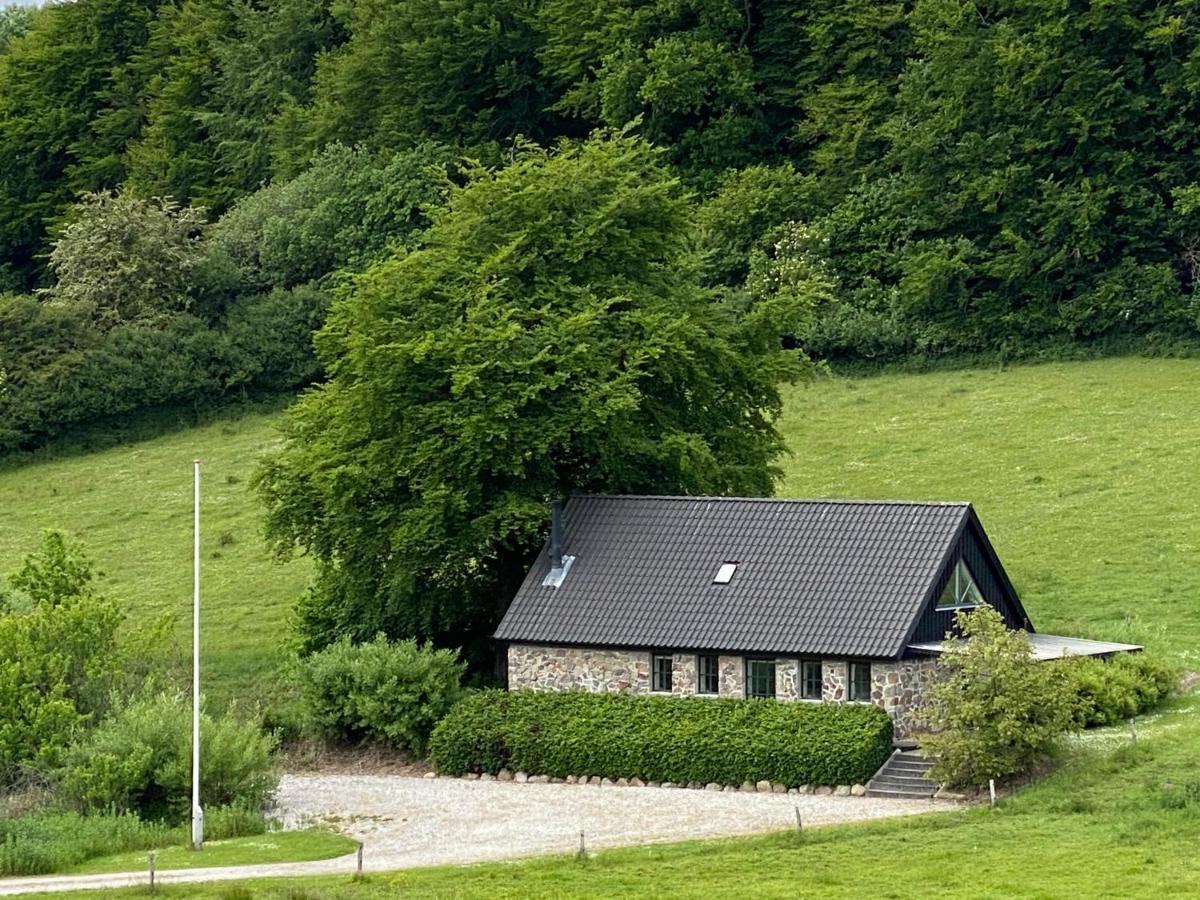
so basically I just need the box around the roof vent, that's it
[713,562,738,584]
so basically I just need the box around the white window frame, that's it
[937,559,985,610]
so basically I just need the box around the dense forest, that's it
[3,0,1200,451]
[3,0,1200,654]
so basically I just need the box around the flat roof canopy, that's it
[908,633,1142,661]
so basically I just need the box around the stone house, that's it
[494,495,1139,737]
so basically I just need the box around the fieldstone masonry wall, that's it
[775,658,799,701]
[871,659,937,737]
[507,644,650,694]
[822,661,847,702]
[670,653,697,697]
[507,644,936,736]
[718,655,743,698]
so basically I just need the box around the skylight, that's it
[714,562,738,584]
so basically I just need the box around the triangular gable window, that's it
[937,559,984,609]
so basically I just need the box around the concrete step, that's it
[868,777,934,792]
[878,759,932,773]
[865,786,937,799]
[887,763,933,775]
[865,749,939,799]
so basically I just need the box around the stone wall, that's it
[776,658,799,701]
[507,644,650,693]
[507,644,936,737]
[718,655,743,698]
[822,661,847,702]
[671,653,697,697]
[871,658,938,737]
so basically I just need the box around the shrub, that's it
[58,693,277,822]
[0,533,171,783]
[1069,653,1177,727]
[429,690,893,787]
[297,636,465,755]
[920,607,1080,788]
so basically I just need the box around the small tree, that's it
[41,191,207,327]
[920,606,1079,789]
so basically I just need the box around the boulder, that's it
[851,784,866,797]
[756,780,772,793]
[833,785,851,797]
[514,771,529,783]
[497,769,513,782]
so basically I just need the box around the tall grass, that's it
[0,805,265,876]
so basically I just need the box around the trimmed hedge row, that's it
[429,690,893,788]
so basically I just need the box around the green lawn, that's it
[777,356,1200,662]
[0,407,310,708]
[5,355,1200,897]
[63,831,356,875]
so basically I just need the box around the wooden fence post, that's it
[148,852,156,894]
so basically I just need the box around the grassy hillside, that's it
[1,356,1196,703]
[6,355,1200,897]
[0,408,310,708]
[777,356,1200,662]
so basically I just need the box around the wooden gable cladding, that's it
[907,512,1030,648]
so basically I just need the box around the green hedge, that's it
[1070,653,1177,727]
[429,691,893,787]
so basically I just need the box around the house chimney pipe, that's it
[550,500,564,570]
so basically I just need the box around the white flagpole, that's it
[192,459,204,850]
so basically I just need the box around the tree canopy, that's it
[256,133,815,657]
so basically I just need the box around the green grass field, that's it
[0,407,311,708]
[64,831,355,875]
[3,355,1200,897]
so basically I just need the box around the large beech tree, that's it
[256,133,815,661]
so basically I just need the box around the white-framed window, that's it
[745,658,776,699]
[937,559,985,609]
[651,653,673,692]
[800,659,823,700]
[848,661,872,702]
[697,654,719,694]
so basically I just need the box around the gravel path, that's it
[0,775,953,895]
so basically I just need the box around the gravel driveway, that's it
[274,773,948,868]
[0,775,951,895]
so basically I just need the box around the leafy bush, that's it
[41,191,208,328]
[0,532,170,783]
[209,143,451,292]
[58,693,277,822]
[1069,653,1177,727]
[429,690,893,787]
[0,286,325,453]
[0,806,264,876]
[297,636,465,755]
[920,607,1080,788]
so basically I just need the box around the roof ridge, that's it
[570,493,972,507]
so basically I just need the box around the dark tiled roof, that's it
[494,495,973,659]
